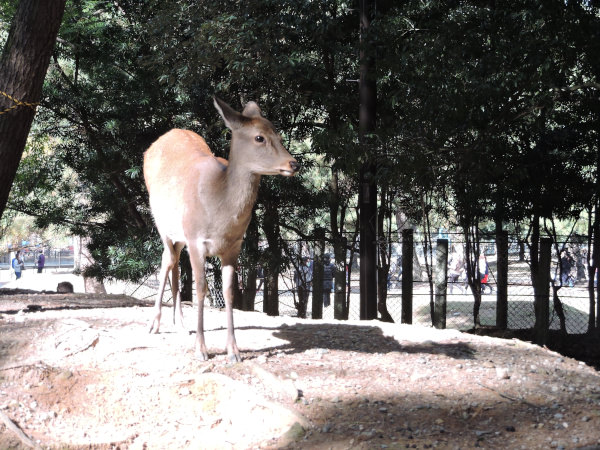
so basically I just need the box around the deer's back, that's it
[144,129,227,242]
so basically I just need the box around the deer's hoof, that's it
[228,352,242,363]
[195,350,209,361]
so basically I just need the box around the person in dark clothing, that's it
[37,250,45,273]
[323,254,336,307]
[560,250,575,287]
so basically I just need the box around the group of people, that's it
[10,249,45,280]
[293,254,336,307]
[559,247,587,287]
[447,246,492,294]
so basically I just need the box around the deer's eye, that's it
[255,135,265,143]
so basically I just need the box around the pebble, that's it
[357,430,376,441]
[280,422,305,444]
[495,367,510,379]
[178,387,191,396]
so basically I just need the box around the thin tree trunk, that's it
[0,0,67,218]
[358,0,378,320]
[262,198,280,316]
[376,186,394,323]
[242,212,259,311]
[593,201,600,334]
[179,249,193,303]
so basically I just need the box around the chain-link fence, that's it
[107,233,595,335]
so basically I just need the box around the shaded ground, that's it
[0,289,599,449]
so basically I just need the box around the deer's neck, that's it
[223,160,261,223]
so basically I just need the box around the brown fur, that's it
[143,98,299,361]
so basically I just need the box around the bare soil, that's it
[0,290,600,449]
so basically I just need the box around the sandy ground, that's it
[0,273,599,449]
[0,269,120,294]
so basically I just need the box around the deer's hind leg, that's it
[171,242,186,329]
[149,238,178,334]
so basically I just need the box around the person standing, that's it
[323,254,336,307]
[37,250,45,273]
[12,250,23,280]
[448,246,465,294]
[478,253,492,294]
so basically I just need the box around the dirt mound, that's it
[0,293,599,449]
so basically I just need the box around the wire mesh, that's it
[121,234,595,334]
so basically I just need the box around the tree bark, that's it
[75,237,107,294]
[376,186,394,323]
[0,0,67,218]
[358,0,378,321]
[262,199,280,316]
[179,249,193,303]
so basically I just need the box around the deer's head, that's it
[213,97,300,177]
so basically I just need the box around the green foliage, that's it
[6,0,600,284]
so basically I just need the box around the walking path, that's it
[1,269,93,293]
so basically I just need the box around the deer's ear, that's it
[213,97,244,130]
[242,101,262,118]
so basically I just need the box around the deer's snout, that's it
[280,159,300,176]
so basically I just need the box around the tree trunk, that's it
[76,237,107,294]
[84,276,107,294]
[376,186,394,323]
[358,0,378,321]
[0,0,67,218]
[551,286,568,336]
[535,238,552,346]
[242,213,259,311]
[243,266,257,311]
[463,225,482,327]
[179,249,193,303]
[592,202,600,334]
[496,230,509,329]
[333,236,348,320]
[311,228,325,320]
[263,269,279,316]
[328,171,349,320]
[530,212,542,326]
[262,198,280,316]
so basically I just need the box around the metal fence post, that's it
[535,237,552,345]
[496,231,508,329]
[312,228,325,320]
[334,236,347,320]
[401,229,413,324]
[434,238,448,329]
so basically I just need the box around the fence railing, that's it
[117,232,594,339]
[3,235,594,338]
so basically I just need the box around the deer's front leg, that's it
[189,242,209,360]
[222,259,241,362]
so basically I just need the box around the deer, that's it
[143,97,299,362]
